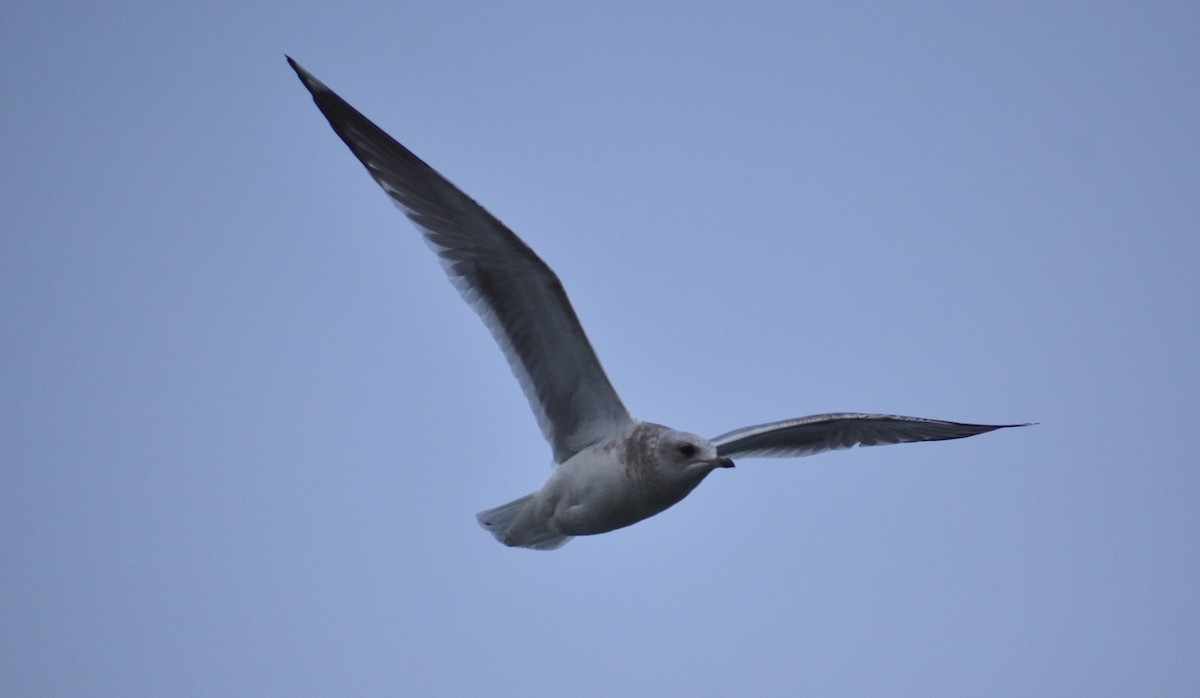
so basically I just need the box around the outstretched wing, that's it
[712,413,1030,459]
[288,57,632,464]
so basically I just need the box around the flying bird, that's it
[287,57,1028,550]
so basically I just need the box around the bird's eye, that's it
[678,443,697,459]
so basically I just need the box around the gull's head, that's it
[621,423,735,512]
[653,428,735,479]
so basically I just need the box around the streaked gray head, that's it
[655,427,734,476]
[623,423,734,495]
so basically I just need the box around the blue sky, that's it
[3,2,1198,696]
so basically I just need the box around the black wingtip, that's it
[284,55,326,94]
[973,421,1037,437]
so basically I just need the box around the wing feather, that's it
[712,413,1030,459]
[288,58,632,463]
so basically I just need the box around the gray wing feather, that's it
[712,413,1030,459]
[288,58,632,463]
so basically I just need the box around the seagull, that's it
[287,57,1028,550]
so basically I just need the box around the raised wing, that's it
[288,57,633,463]
[712,413,1030,459]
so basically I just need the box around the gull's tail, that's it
[476,495,573,551]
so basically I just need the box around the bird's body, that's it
[287,56,1028,550]
[481,422,731,550]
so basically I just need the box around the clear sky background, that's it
[3,3,1198,696]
